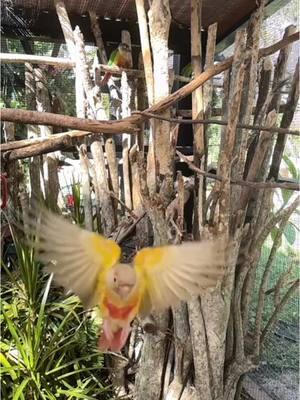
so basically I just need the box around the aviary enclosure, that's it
[0,0,299,399]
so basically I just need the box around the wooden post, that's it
[25,62,42,200]
[233,0,265,182]
[35,67,59,210]
[135,0,154,105]
[79,144,93,231]
[54,0,85,118]
[91,140,115,236]
[148,0,172,178]
[89,11,108,64]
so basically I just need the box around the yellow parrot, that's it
[33,208,225,352]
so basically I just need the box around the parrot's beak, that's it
[117,284,133,298]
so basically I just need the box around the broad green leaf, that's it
[281,188,293,204]
[283,154,299,180]
[283,221,296,245]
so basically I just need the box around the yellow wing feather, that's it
[134,239,225,315]
[32,208,121,307]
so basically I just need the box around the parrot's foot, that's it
[98,324,131,352]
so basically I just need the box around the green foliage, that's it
[1,226,111,399]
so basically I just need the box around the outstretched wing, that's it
[32,208,121,307]
[134,239,225,315]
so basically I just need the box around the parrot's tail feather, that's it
[98,323,131,352]
[100,72,111,86]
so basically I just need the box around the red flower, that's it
[66,194,75,207]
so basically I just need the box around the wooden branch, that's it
[176,151,300,191]
[219,30,247,233]
[2,134,73,161]
[0,52,74,67]
[135,0,154,105]
[0,108,139,134]
[255,196,300,249]
[133,111,300,136]
[1,130,90,152]
[260,279,299,345]
[54,0,76,58]
[105,138,119,210]
[191,0,204,164]
[91,140,115,236]
[79,144,93,231]
[239,111,277,208]
[268,58,300,179]
[233,0,265,180]
[145,31,300,115]
[88,11,108,64]
[268,25,297,113]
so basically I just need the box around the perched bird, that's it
[32,208,225,352]
[181,62,194,78]
[101,43,132,86]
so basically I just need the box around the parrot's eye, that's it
[113,277,117,283]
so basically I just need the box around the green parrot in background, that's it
[181,63,194,78]
[101,43,132,86]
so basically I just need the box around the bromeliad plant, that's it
[0,225,112,399]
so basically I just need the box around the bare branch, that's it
[176,151,300,191]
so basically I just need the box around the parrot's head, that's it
[106,263,137,299]
[118,43,131,55]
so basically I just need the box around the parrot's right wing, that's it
[134,239,225,316]
[32,208,121,307]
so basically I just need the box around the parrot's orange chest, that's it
[103,297,135,319]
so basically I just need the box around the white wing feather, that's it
[135,239,225,314]
[32,208,120,307]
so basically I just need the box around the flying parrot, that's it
[32,208,225,352]
[101,43,132,86]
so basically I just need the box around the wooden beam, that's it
[0,108,139,134]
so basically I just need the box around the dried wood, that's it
[34,67,59,209]
[135,111,300,136]
[73,26,101,119]
[245,57,274,177]
[268,58,299,180]
[91,140,115,236]
[176,151,299,191]
[233,1,265,181]
[79,144,93,231]
[0,52,74,67]
[0,108,139,134]
[135,0,154,105]
[3,135,73,161]
[148,0,172,178]
[268,25,297,113]
[88,11,108,64]
[25,62,42,199]
[129,145,149,248]
[105,138,119,212]
[54,0,76,57]
[218,30,247,233]
[239,111,277,209]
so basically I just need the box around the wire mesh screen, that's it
[1,34,299,400]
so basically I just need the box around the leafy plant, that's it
[1,225,112,399]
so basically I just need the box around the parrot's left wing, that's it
[134,239,225,315]
[32,208,121,307]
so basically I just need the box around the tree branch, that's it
[133,110,300,136]
[176,151,300,191]
[260,279,299,345]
